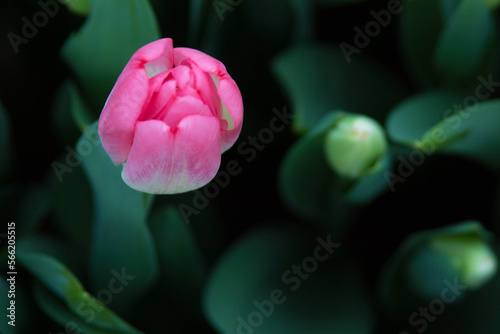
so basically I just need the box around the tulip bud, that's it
[64,0,90,16]
[408,232,497,299]
[378,222,498,312]
[98,38,243,194]
[324,114,387,179]
[485,0,500,10]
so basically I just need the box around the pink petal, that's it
[98,38,174,165]
[184,60,221,118]
[162,96,212,128]
[170,64,194,89]
[218,76,244,152]
[122,116,221,194]
[141,72,177,120]
[173,47,243,152]
[174,47,227,75]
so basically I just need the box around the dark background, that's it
[0,0,498,332]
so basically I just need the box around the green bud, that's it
[485,0,500,10]
[324,114,387,179]
[430,234,497,289]
[65,0,91,16]
[407,223,497,300]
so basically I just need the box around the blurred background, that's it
[1,0,500,333]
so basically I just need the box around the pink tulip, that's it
[98,38,243,194]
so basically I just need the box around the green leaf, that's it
[49,163,93,252]
[279,112,341,220]
[69,81,95,132]
[62,0,160,110]
[33,283,115,334]
[420,99,500,169]
[433,0,495,80]
[203,226,373,334]
[386,90,463,147]
[0,100,12,179]
[80,122,158,312]
[51,81,95,146]
[19,252,142,333]
[17,235,74,271]
[272,44,405,133]
[149,206,204,293]
[400,0,444,87]
[51,81,82,145]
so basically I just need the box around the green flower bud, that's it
[485,0,500,10]
[407,224,497,300]
[324,114,387,179]
[430,234,496,289]
[64,0,90,16]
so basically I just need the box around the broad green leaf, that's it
[51,81,82,145]
[272,44,405,133]
[420,99,500,169]
[400,0,444,87]
[386,90,463,147]
[433,0,495,80]
[378,222,496,315]
[51,81,94,146]
[19,252,143,333]
[68,81,95,132]
[279,113,340,220]
[33,283,118,334]
[62,0,160,110]
[149,206,204,293]
[203,226,373,334]
[49,164,93,252]
[0,101,11,179]
[80,123,158,312]
[17,235,73,271]
[126,206,208,333]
